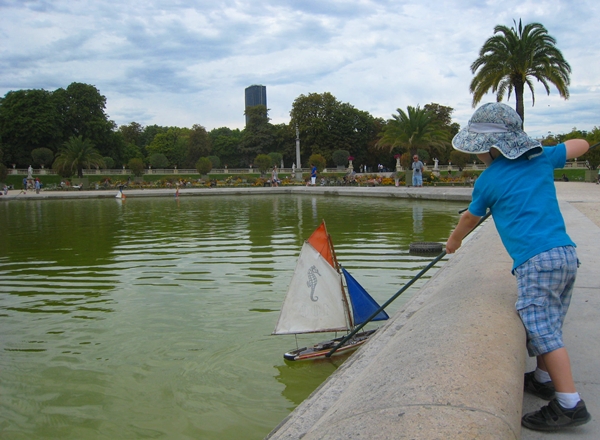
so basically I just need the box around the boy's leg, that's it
[541,347,576,393]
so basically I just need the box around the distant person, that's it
[309,163,317,186]
[411,154,424,187]
[446,102,591,432]
[22,177,27,192]
[271,166,279,187]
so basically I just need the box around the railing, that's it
[8,161,594,176]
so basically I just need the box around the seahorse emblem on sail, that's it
[307,265,321,302]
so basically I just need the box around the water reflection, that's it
[0,194,462,439]
[274,355,350,408]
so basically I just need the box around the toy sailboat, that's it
[272,221,388,361]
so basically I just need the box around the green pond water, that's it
[0,194,463,439]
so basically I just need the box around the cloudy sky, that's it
[1,0,598,139]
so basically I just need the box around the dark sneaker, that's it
[524,371,555,400]
[522,399,591,431]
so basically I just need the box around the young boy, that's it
[445,102,591,431]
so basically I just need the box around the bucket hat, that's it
[452,102,542,160]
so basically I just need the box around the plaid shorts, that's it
[514,246,578,357]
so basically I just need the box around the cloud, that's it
[0,0,598,137]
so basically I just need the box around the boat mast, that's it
[324,221,354,329]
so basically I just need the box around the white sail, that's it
[273,242,349,335]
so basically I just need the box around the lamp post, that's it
[295,124,301,180]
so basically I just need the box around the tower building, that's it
[245,85,267,125]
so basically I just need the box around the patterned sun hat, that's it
[452,102,542,159]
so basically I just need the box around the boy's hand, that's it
[445,210,482,254]
[445,237,462,254]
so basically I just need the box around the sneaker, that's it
[522,399,591,431]
[524,371,555,400]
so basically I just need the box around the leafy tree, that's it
[332,149,350,166]
[119,122,144,148]
[581,127,600,169]
[208,155,221,168]
[0,89,63,166]
[449,150,470,170]
[470,20,571,126]
[53,136,105,178]
[195,157,212,175]
[238,105,275,164]
[146,128,187,167]
[148,153,169,168]
[268,152,283,167]
[53,82,115,156]
[290,92,377,167]
[128,158,145,177]
[0,163,7,182]
[271,123,296,167]
[186,124,212,168]
[376,105,449,156]
[139,125,168,157]
[103,156,115,169]
[308,153,326,173]
[254,154,273,175]
[209,127,242,167]
[31,148,55,167]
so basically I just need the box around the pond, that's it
[0,194,463,439]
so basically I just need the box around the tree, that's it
[268,152,283,167]
[376,105,449,156]
[470,20,571,126]
[254,154,272,175]
[195,157,212,175]
[103,156,115,169]
[238,105,275,164]
[53,135,105,178]
[146,127,186,167]
[209,127,242,167]
[0,163,7,182]
[148,153,169,168]
[0,89,63,166]
[31,148,55,168]
[208,155,221,168]
[186,124,212,168]
[290,92,377,167]
[308,153,326,173]
[128,158,145,177]
[332,149,350,166]
[53,82,116,155]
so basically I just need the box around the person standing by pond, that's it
[411,155,424,187]
[271,166,279,187]
[308,163,317,186]
[446,102,591,432]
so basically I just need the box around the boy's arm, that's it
[564,139,589,160]
[446,210,482,254]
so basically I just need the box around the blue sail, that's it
[342,267,389,326]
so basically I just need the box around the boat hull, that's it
[283,329,377,361]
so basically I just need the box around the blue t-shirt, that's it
[469,144,575,270]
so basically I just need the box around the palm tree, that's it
[53,135,105,178]
[470,19,571,127]
[376,105,448,156]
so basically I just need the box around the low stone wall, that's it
[267,219,526,439]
